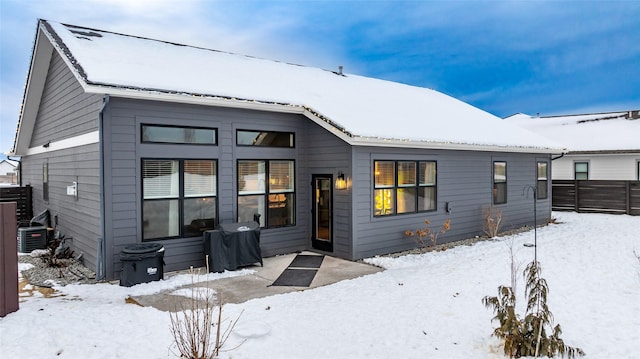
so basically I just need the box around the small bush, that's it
[483,261,584,358]
[483,207,503,238]
[405,218,451,249]
[169,268,244,359]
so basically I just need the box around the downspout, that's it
[96,94,110,280]
[547,152,566,217]
[7,156,22,187]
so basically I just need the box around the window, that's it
[237,130,294,148]
[237,160,295,228]
[537,162,548,199]
[142,159,217,240]
[637,161,640,181]
[374,160,437,216]
[574,162,588,180]
[43,162,48,202]
[141,124,217,145]
[493,162,507,204]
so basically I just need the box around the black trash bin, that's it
[119,243,165,287]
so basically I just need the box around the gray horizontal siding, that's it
[303,121,353,258]
[103,98,333,278]
[352,147,552,259]
[20,145,101,270]
[29,51,102,147]
[20,49,102,272]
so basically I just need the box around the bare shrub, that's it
[506,238,522,295]
[405,218,451,249]
[483,261,585,358]
[483,207,503,238]
[169,267,244,359]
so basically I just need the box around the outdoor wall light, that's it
[335,172,347,190]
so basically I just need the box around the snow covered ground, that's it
[1,212,639,358]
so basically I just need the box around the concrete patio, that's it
[128,251,383,312]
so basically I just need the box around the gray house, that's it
[12,20,562,280]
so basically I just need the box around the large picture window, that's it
[142,159,217,240]
[537,162,548,199]
[493,161,507,204]
[237,160,295,228]
[374,160,437,216]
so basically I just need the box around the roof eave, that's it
[84,84,356,144]
[84,84,305,114]
[565,149,640,155]
[349,137,564,154]
[85,85,562,154]
[12,21,55,155]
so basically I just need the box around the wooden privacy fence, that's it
[552,180,640,215]
[0,185,33,223]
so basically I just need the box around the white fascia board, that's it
[301,109,354,144]
[23,131,99,156]
[350,136,565,154]
[82,84,305,115]
[14,26,55,155]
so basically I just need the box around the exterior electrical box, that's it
[18,227,47,253]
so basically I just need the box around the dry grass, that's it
[405,218,451,249]
[483,207,503,238]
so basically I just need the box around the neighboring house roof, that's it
[0,160,18,169]
[505,110,640,153]
[13,20,564,155]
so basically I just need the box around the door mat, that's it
[271,268,318,287]
[288,254,325,269]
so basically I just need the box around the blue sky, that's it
[1,0,639,156]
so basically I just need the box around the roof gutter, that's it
[6,156,22,187]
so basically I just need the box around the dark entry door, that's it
[312,175,333,252]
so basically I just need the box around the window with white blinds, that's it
[184,160,216,197]
[237,160,295,228]
[143,160,179,199]
[142,159,217,240]
[238,161,266,195]
[269,161,294,193]
[375,161,395,188]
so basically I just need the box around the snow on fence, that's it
[552,180,640,215]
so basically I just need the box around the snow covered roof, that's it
[505,111,640,152]
[15,20,564,154]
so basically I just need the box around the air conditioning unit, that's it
[18,226,47,253]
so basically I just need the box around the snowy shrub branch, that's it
[483,261,584,358]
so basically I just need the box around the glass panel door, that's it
[312,175,333,252]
